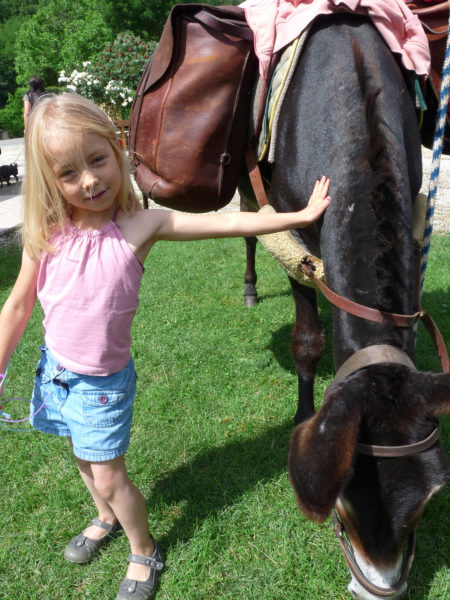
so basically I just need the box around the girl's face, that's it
[46,131,122,224]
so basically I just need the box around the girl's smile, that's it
[88,189,107,202]
[46,131,122,228]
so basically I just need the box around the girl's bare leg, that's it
[76,454,155,581]
[75,457,117,535]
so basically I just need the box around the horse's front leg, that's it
[239,181,260,308]
[243,236,258,307]
[289,278,325,424]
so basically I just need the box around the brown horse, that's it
[239,13,450,600]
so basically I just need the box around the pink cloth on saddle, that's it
[240,0,431,79]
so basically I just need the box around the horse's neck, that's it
[301,15,421,358]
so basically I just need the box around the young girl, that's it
[0,93,330,600]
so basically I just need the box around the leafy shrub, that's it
[59,33,156,119]
[0,88,25,138]
[58,64,105,105]
[97,33,156,91]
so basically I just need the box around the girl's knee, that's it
[91,457,130,501]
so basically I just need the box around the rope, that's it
[0,365,47,431]
[420,3,450,294]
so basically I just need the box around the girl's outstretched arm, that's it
[140,176,330,245]
[0,250,39,391]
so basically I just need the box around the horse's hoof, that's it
[244,295,258,307]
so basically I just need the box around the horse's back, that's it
[274,14,421,203]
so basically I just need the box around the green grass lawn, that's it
[0,232,448,600]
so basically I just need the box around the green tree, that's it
[0,17,22,106]
[101,0,241,40]
[0,2,39,106]
[0,0,38,22]
[15,0,112,86]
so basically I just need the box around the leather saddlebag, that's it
[129,4,257,212]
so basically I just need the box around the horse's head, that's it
[288,365,450,600]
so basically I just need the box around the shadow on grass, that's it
[252,287,292,303]
[149,420,293,548]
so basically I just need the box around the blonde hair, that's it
[22,93,140,257]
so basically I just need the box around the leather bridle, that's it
[332,415,440,598]
[333,352,439,599]
[330,387,440,597]
[332,511,416,598]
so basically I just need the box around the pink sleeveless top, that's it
[37,219,144,376]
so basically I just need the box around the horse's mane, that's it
[353,41,410,313]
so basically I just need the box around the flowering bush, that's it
[59,33,156,119]
[98,33,156,91]
[59,64,104,105]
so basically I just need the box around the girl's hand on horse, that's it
[299,175,331,223]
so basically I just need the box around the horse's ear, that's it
[288,372,365,522]
[401,369,450,416]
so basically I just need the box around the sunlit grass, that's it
[0,233,448,599]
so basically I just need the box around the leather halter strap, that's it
[357,423,441,458]
[334,343,441,458]
[334,345,416,381]
[245,146,269,207]
[301,262,424,326]
[333,511,416,598]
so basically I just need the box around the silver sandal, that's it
[115,539,165,600]
[64,517,120,563]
